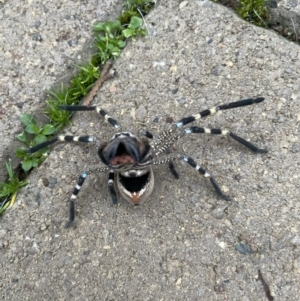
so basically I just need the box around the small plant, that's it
[0,0,155,218]
[0,161,28,214]
[93,20,126,63]
[122,16,147,39]
[15,114,56,171]
[45,15,147,129]
[122,0,154,18]
[237,0,269,27]
[45,63,100,127]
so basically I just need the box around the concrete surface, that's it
[1,0,300,300]
[0,0,124,180]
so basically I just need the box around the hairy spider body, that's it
[27,97,268,228]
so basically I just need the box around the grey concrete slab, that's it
[1,0,300,300]
[0,0,124,180]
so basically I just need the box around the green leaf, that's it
[118,40,126,48]
[32,158,39,167]
[21,114,36,126]
[22,159,33,172]
[15,148,27,159]
[25,124,40,134]
[32,134,47,145]
[129,16,143,29]
[122,28,134,38]
[0,202,10,215]
[93,22,105,32]
[16,132,28,143]
[41,124,56,135]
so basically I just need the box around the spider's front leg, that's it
[65,166,112,228]
[26,135,94,153]
[59,105,120,129]
[65,172,88,228]
[183,126,268,153]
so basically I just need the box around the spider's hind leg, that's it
[182,155,232,202]
[153,154,232,202]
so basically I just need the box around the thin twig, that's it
[291,17,298,42]
[137,7,149,34]
[81,60,115,106]
[253,9,267,28]
[258,270,274,301]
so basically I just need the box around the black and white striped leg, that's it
[153,154,232,202]
[64,166,109,228]
[26,135,94,153]
[59,105,119,129]
[165,148,179,179]
[184,127,268,153]
[108,170,118,204]
[139,129,154,139]
[173,97,265,128]
[169,162,179,179]
[182,155,232,202]
[65,172,87,228]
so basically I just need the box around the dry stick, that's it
[258,270,274,301]
[81,60,115,106]
[291,17,298,42]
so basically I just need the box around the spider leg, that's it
[153,154,232,202]
[139,129,154,139]
[65,172,87,228]
[26,135,94,153]
[174,97,265,128]
[139,129,179,177]
[184,126,268,153]
[65,166,109,228]
[168,161,179,179]
[59,105,119,129]
[182,155,232,201]
[151,97,265,155]
[108,170,118,204]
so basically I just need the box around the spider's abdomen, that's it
[117,167,154,205]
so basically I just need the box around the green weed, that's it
[237,0,269,27]
[0,162,28,214]
[15,114,55,171]
[0,0,155,217]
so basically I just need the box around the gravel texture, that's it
[1,0,300,300]
[0,0,123,180]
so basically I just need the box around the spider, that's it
[27,97,268,228]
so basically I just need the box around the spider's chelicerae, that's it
[27,97,268,227]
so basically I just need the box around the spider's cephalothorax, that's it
[26,98,268,228]
[98,132,154,205]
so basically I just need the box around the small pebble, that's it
[235,242,253,255]
[32,33,42,41]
